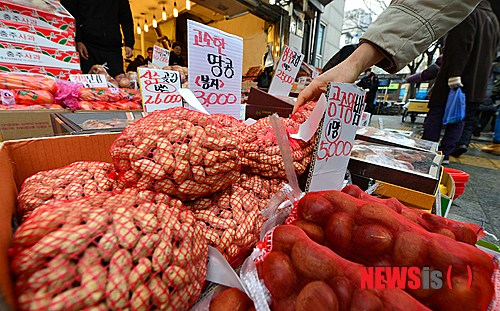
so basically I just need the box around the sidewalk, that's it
[368,115,499,246]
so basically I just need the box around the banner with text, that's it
[268,45,304,96]
[137,68,182,113]
[187,19,243,119]
[69,74,107,88]
[307,83,366,191]
[152,45,170,69]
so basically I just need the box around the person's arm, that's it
[119,0,135,49]
[294,43,384,112]
[360,0,481,73]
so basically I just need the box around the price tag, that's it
[268,45,304,96]
[188,20,243,119]
[137,68,182,113]
[152,45,170,69]
[69,74,107,88]
[306,83,366,191]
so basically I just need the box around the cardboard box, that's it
[0,133,119,308]
[373,180,438,211]
[0,19,75,51]
[437,170,455,217]
[0,41,80,69]
[0,62,81,78]
[245,87,294,119]
[0,109,67,140]
[0,0,75,33]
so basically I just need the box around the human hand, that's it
[448,76,463,89]
[76,42,89,60]
[125,47,133,58]
[293,42,384,113]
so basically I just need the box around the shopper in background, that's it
[422,0,499,163]
[293,0,483,114]
[356,68,379,114]
[257,43,274,89]
[145,47,154,64]
[482,62,500,155]
[126,55,145,72]
[169,42,185,66]
[61,0,135,77]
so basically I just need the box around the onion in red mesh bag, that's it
[11,188,208,311]
[239,117,314,179]
[17,161,119,223]
[110,107,241,200]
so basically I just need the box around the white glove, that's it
[448,76,463,89]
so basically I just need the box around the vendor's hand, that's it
[76,42,89,60]
[125,47,133,58]
[448,76,463,89]
[293,42,384,113]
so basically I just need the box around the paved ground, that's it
[368,114,499,246]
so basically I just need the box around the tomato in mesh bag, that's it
[341,184,483,245]
[17,161,120,223]
[110,107,241,200]
[11,188,208,311]
[257,225,430,311]
[239,116,314,179]
[290,191,497,311]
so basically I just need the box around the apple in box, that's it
[0,0,75,33]
[0,19,75,51]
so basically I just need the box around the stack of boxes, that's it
[0,0,81,79]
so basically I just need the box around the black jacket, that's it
[169,53,185,67]
[61,0,135,50]
[429,0,499,106]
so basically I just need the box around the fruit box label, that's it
[0,41,79,69]
[0,20,75,51]
[0,62,81,79]
[306,83,366,191]
[0,0,75,32]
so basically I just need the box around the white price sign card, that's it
[268,45,304,96]
[188,20,243,119]
[137,68,182,113]
[152,45,170,69]
[307,83,366,191]
[69,74,107,88]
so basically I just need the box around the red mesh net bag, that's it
[17,161,119,223]
[288,190,497,311]
[290,100,317,124]
[187,186,262,267]
[255,225,430,311]
[239,117,314,179]
[110,107,241,200]
[342,184,484,245]
[10,188,208,311]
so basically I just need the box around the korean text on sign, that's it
[69,74,108,88]
[307,83,366,192]
[268,45,304,96]
[137,68,182,113]
[188,20,243,119]
[152,45,170,69]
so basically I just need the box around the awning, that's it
[195,0,286,23]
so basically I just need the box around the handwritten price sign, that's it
[152,45,170,69]
[137,68,182,113]
[69,74,107,88]
[188,20,243,119]
[307,83,366,192]
[268,45,304,96]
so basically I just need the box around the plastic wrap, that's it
[290,191,497,311]
[0,72,58,93]
[0,89,54,106]
[54,79,82,110]
[11,189,208,311]
[356,126,439,153]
